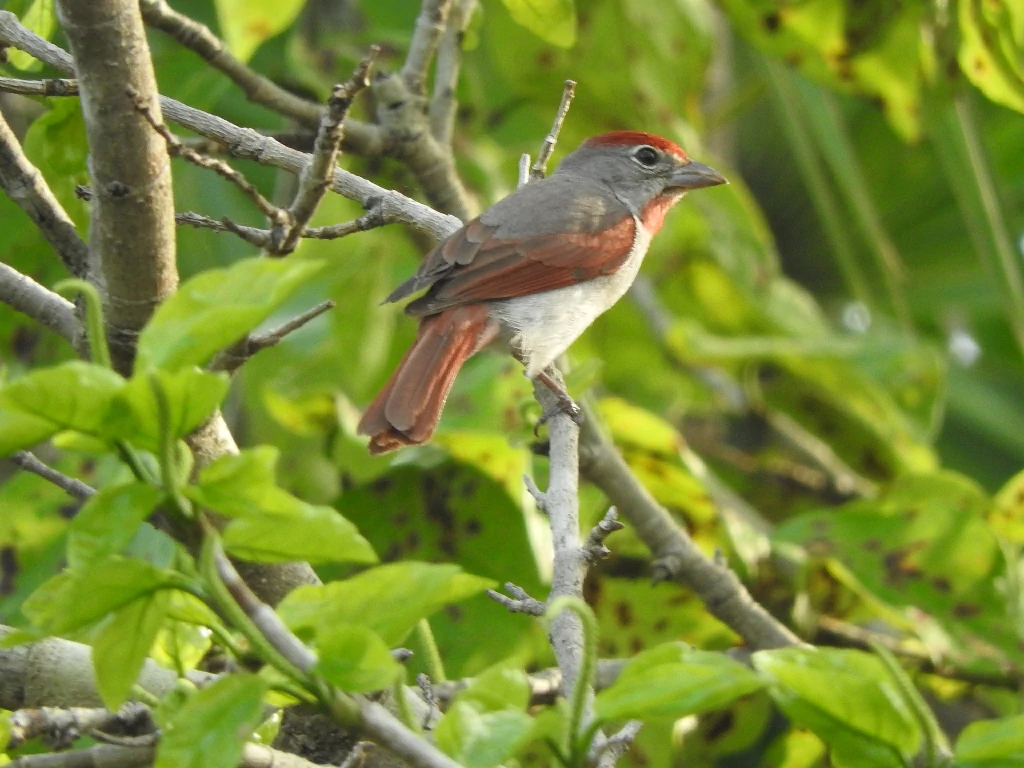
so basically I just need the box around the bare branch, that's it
[137,0,319,128]
[9,452,95,500]
[530,80,576,181]
[583,508,625,563]
[0,75,79,96]
[128,87,287,227]
[0,109,89,277]
[0,12,464,242]
[577,414,803,650]
[7,703,151,751]
[277,50,377,255]
[0,261,82,347]
[373,73,474,222]
[402,0,453,94]
[523,474,548,512]
[429,0,475,143]
[593,721,643,768]
[210,300,336,373]
[487,582,546,616]
[517,153,531,188]
[5,741,338,768]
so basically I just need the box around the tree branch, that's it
[53,0,177,375]
[0,261,82,348]
[0,11,463,243]
[0,75,79,96]
[401,0,452,95]
[276,51,376,255]
[0,109,89,277]
[577,413,803,650]
[7,703,151,751]
[9,451,95,500]
[429,0,475,144]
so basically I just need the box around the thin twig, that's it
[7,703,151,751]
[276,49,377,255]
[0,75,78,96]
[0,109,89,277]
[9,452,96,500]
[401,0,453,95]
[127,85,288,227]
[173,207,385,247]
[210,300,336,373]
[429,0,475,143]
[530,80,576,181]
[486,582,546,616]
[0,261,83,349]
[583,508,625,563]
[0,11,464,243]
[137,0,385,156]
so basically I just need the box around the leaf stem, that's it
[546,596,599,764]
[53,278,112,369]
[415,618,447,684]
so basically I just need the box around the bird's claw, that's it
[534,396,584,435]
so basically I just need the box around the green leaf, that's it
[956,714,1024,763]
[23,559,176,635]
[214,0,307,63]
[0,409,59,458]
[0,361,125,439]
[753,647,921,765]
[958,0,1024,115]
[9,0,56,71]
[187,447,300,517]
[457,665,531,712]
[500,0,577,47]
[107,368,230,450]
[436,701,535,768]
[188,447,376,564]
[277,562,494,645]
[773,472,1013,656]
[313,624,401,692]
[136,257,323,372]
[93,590,171,709]
[222,505,376,565]
[155,675,267,768]
[991,469,1024,543]
[595,644,763,721]
[67,483,166,570]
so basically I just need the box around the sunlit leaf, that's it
[155,675,267,768]
[753,647,921,764]
[314,624,401,692]
[499,0,576,48]
[93,590,171,709]
[277,562,493,645]
[595,643,763,721]
[67,482,165,570]
[136,257,323,372]
[214,0,308,63]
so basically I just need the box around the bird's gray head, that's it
[556,131,727,208]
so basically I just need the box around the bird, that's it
[358,131,727,454]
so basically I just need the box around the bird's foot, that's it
[532,368,585,432]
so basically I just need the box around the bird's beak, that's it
[668,160,728,190]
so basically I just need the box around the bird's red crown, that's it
[585,131,689,162]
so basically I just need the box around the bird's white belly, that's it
[488,216,651,377]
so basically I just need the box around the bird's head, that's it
[556,131,727,216]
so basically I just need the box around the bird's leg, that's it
[533,368,584,427]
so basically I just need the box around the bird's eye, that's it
[632,145,660,167]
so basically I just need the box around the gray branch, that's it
[401,0,452,95]
[429,0,475,144]
[53,0,177,375]
[0,109,89,277]
[9,451,95,500]
[0,261,82,348]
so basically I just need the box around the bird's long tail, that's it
[357,305,493,455]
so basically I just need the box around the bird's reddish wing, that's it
[403,215,637,316]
